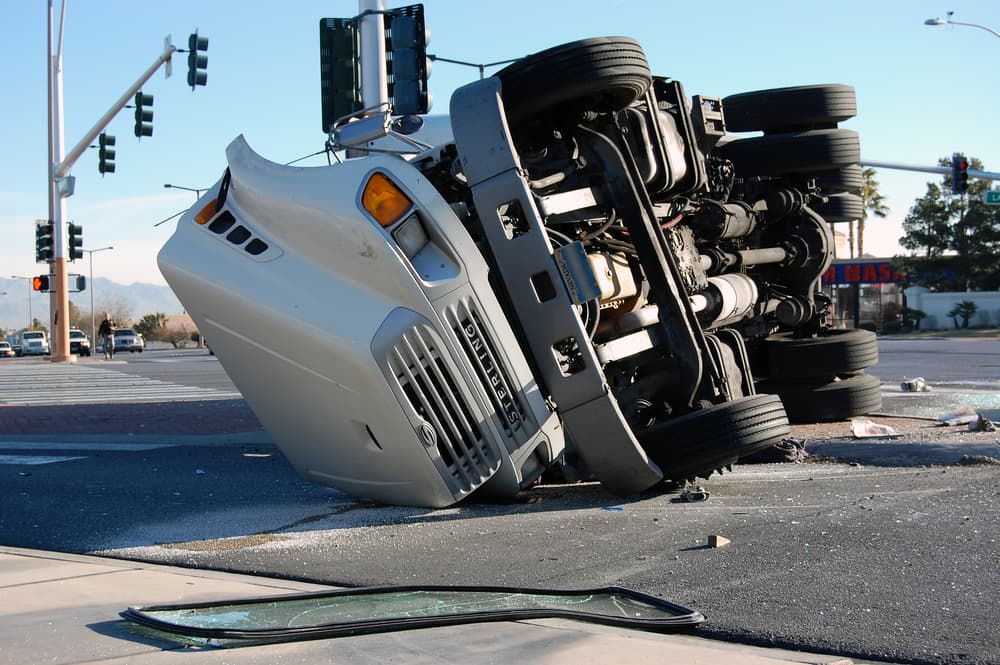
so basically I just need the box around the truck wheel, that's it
[758,373,882,423]
[812,192,864,223]
[722,84,857,133]
[715,128,860,176]
[811,164,864,195]
[640,394,790,482]
[765,328,878,381]
[496,37,652,126]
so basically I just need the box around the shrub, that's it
[947,300,979,329]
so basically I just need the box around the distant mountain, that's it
[1,277,183,333]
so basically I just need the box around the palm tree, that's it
[858,167,890,257]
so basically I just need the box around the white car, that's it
[112,328,144,353]
[0,341,14,358]
[69,329,91,356]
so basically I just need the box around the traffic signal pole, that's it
[46,0,176,362]
[359,0,388,110]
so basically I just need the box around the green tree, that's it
[134,313,168,341]
[857,167,889,257]
[67,300,87,331]
[947,300,979,329]
[897,156,1000,290]
[95,297,132,329]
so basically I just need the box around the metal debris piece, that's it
[940,406,979,426]
[968,415,997,433]
[682,485,710,502]
[708,534,731,548]
[743,437,808,463]
[900,377,931,392]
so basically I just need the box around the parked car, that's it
[69,329,92,356]
[160,36,878,507]
[113,328,144,353]
[17,330,49,356]
[0,341,14,358]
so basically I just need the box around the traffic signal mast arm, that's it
[862,159,1000,182]
[53,38,176,181]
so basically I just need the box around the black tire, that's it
[766,328,878,381]
[496,37,651,126]
[722,84,857,133]
[812,164,864,195]
[759,373,882,423]
[715,128,860,176]
[640,394,790,482]
[813,192,864,223]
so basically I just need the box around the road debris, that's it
[900,377,931,392]
[743,437,808,463]
[968,415,997,433]
[708,534,731,548]
[939,406,980,427]
[682,485,710,502]
[958,454,1000,466]
[851,417,899,438]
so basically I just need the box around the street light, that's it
[10,275,34,331]
[924,12,1000,40]
[164,183,207,198]
[82,246,114,345]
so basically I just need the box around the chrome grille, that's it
[444,298,528,444]
[388,324,498,492]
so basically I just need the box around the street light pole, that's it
[10,276,34,331]
[163,183,207,198]
[924,12,1000,40]
[82,247,114,344]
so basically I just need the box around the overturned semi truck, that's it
[159,37,879,507]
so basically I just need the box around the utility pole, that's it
[45,0,189,361]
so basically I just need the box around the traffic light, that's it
[319,17,361,132]
[32,275,51,293]
[98,133,115,174]
[187,32,208,89]
[67,223,83,261]
[134,92,153,138]
[35,221,54,263]
[952,155,969,195]
[386,6,430,116]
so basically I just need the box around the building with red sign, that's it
[822,258,906,329]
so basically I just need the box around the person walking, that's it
[97,313,116,360]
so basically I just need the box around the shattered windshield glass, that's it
[123,585,704,646]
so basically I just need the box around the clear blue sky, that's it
[3,0,999,286]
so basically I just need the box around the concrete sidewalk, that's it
[1,545,875,665]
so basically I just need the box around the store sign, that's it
[823,261,906,285]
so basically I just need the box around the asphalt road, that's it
[1,340,999,664]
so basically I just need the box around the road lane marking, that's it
[0,442,175,452]
[0,455,87,465]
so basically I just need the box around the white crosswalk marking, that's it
[0,364,242,406]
